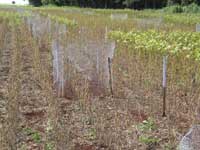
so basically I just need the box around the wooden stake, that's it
[108,57,113,96]
[163,86,166,117]
[30,23,33,37]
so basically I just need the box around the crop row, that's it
[109,30,200,60]
[38,11,77,26]
[0,11,22,25]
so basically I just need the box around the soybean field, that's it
[0,5,200,150]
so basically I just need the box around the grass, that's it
[0,5,199,149]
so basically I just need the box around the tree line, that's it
[29,0,200,9]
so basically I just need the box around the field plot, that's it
[0,6,200,150]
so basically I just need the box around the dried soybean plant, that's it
[6,24,22,150]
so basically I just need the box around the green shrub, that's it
[184,3,200,13]
[164,3,200,13]
[164,5,184,13]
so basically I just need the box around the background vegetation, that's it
[29,0,200,9]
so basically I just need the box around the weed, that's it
[139,135,159,145]
[24,128,41,143]
[87,128,97,140]
[45,142,54,150]
[138,118,156,132]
